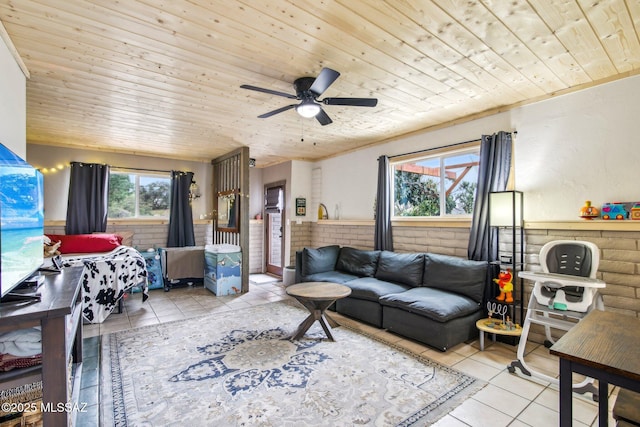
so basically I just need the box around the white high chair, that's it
[508,240,605,397]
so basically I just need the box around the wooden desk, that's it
[550,310,640,427]
[286,282,351,341]
[0,267,83,427]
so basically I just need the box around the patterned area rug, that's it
[101,301,485,426]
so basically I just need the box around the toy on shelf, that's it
[601,202,629,220]
[487,301,507,321]
[493,268,514,303]
[484,302,520,331]
[631,203,640,220]
[579,200,599,220]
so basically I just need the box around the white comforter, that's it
[0,327,41,357]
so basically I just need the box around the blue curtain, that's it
[468,131,513,262]
[66,162,110,234]
[167,171,195,247]
[374,155,393,251]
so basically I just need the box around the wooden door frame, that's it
[264,181,285,276]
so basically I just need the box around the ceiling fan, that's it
[240,67,377,126]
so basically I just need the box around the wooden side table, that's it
[286,282,351,341]
[476,318,522,350]
[0,267,83,427]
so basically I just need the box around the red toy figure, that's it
[493,269,514,303]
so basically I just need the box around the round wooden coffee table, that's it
[286,282,351,341]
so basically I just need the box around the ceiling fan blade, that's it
[240,84,297,99]
[258,104,296,118]
[322,97,378,107]
[309,68,340,97]
[315,108,333,126]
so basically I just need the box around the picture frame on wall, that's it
[296,197,306,216]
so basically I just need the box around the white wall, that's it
[290,160,314,222]
[0,30,27,157]
[27,144,213,221]
[249,167,263,219]
[314,74,640,222]
[315,115,508,220]
[513,76,640,220]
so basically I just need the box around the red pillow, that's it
[46,234,122,254]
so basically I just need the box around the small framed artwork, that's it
[295,197,306,216]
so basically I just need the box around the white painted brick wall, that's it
[44,222,213,250]
[299,222,640,344]
[249,220,264,273]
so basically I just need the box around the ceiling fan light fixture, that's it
[296,101,321,118]
[241,67,377,124]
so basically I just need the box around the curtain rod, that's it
[388,130,517,159]
[110,165,174,174]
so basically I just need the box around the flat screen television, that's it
[0,142,44,299]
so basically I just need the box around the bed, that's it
[45,233,149,323]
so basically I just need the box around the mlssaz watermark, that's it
[1,401,88,413]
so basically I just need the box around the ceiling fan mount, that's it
[240,68,377,126]
[293,77,316,96]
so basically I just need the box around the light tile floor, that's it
[80,278,618,427]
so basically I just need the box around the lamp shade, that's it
[489,191,523,227]
[296,101,321,118]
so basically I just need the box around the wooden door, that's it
[265,184,284,276]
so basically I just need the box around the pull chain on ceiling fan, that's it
[240,67,377,126]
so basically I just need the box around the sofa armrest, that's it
[295,250,303,284]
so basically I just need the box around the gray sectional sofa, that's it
[294,245,488,351]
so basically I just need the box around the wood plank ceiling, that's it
[1,1,639,166]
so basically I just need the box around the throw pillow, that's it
[375,251,424,287]
[93,230,133,247]
[300,245,341,276]
[45,233,122,254]
[335,247,380,277]
[423,253,487,303]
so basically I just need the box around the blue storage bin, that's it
[132,248,163,292]
[204,244,242,295]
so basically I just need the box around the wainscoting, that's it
[44,220,214,250]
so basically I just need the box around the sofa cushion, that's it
[300,245,341,276]
[335,247,380,277]
[344,277,412,302]
[379,287,480,323]
[423,253,487,303]
[303,271,360,284]
[375,251,424,287]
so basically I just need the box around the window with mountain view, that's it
[392,148,480,218]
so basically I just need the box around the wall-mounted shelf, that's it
[316,219,473,228]
[317,219,374,226]
[525,220,640,231]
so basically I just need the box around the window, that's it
[108,171,171,218]
[392,147,480,218]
